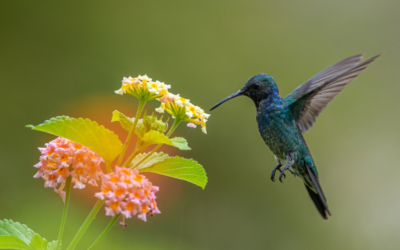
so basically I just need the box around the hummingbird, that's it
[210,54,381,220]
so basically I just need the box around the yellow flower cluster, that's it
[155,93,210,134]
[115,75,171,100]
[116,74,210,134]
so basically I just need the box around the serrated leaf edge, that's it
[0,219,46,247]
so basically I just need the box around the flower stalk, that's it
[116,98,146,167]
[66,199,105,250]
[57,175,72,250]
[87,214,120,250]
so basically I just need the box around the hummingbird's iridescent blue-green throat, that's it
[210,54,381,220]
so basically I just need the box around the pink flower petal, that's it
[187,123,197,128]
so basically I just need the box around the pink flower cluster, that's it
[95,167,160,222]
[34,137,104,201]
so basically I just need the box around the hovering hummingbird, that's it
[210,54,381,219]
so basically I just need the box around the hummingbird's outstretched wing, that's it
[285,54,381,133]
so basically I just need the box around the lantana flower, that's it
[95,167,160,223]
[34,137,104,201]
[115,75,171,100]
[156,93,210,134]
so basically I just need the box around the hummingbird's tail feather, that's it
[305,184,330,220]
[305,165,331,220]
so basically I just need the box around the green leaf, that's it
[0,219,36,246]
[111,110,147,137]
[131,152,170,170]
[27,116,123,164]
[0,220,49,250]
[29,235,46,250]
[111,110,133,132]
[140,131,175,148]
[45,241,57,250]
[140,157,207,189]
[0,236,31,249]
[170,137,191,150]
[140,132,191,151]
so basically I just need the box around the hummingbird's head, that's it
[210,73,277,111]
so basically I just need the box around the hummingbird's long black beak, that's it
[210,90,244,111]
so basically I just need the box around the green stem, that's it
[66,199,105,250]
[122,147,142,168]
[116,98,147,167]
[131,118,181,169]
[87,214,120,250]
[166,118,182,137]
[57,176,72,250]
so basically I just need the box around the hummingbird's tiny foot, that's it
[279,173,285,183]
[279,164,293,183]
[270,163,282,182]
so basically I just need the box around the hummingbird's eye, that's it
[254,83,260,88]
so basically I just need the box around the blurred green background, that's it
[1,0,399,249]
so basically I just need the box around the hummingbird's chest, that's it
[256,99,302,159]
